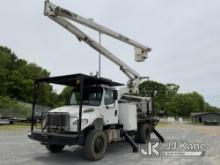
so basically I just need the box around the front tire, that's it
[84,130,107,161]
[46,144,65,153]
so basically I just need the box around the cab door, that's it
[101,89,118,125]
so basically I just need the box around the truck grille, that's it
[47,113,69,132]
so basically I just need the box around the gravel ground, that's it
[0,123,219,165]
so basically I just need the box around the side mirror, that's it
[113,90,118,101]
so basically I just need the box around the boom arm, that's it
[44,0,151,93]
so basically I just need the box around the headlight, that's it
[72,119,88,127]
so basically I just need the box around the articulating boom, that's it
[44,0,151,93]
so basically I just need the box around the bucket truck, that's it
[28,0,164,160]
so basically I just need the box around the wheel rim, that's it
[94,137,104,153]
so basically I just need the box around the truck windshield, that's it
[69,87,103,106]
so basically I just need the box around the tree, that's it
[0,96,31,118]
[139,80,179,113]
[164,92,205,117]
[0,46,56,106]
[166,83,179,100]
[58,86,73,106]
[139,80,208,117]
[205,103,220,112]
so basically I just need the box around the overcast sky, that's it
[0,0,220,107]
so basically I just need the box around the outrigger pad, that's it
[152,127,165,143]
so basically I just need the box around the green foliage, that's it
[166,83,180,100]
[139,80,180,111]
[139,81,209,117]
[164,92,205,117]
[0,46,59,107]
[205,103,220,113]
[0,96,31,118]
[58,86,73,106]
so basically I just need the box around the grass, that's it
[0,123,31,131]
[0,120,200,131]
[156,121,170,128]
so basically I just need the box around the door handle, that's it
[106,106,114,109]
[114,110,117,116]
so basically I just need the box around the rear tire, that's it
[46,144,65,153]
[136,124,151,143]
[84,130,107,161]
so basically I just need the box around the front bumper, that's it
[28,131,82,146]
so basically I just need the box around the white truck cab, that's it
[49,85,119,133]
